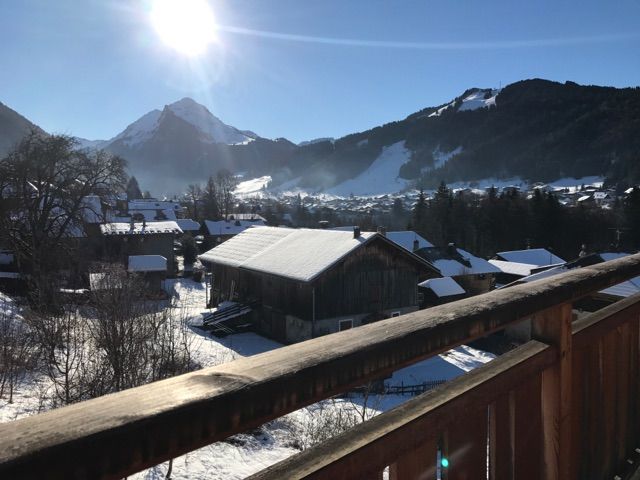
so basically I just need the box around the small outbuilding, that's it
[128,255,167,293]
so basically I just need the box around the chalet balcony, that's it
[3,254,640,479]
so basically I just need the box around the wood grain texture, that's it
[249,342,554,480]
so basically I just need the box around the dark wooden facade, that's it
[209,235,438,343]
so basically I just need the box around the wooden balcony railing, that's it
[2,254,640,479]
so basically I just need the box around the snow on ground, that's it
[387,345,494,387]
[429,88,500,117]
[233,175,272,197]
[326,141,412,197]
[422,146,463,173]
[1,283,495,478]
[458,89,500,112]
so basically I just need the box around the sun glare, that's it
[150,0,217,56]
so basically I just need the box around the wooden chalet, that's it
[199,226,439,343]
[99,221,182,276]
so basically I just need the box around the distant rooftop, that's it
[496,248,565,267]
[386,231,434,251]
[100,221,182,236]
[418,277,465,297]
[204,219,265,236]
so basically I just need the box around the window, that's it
[391,311,401,317]
[339,319,353,331]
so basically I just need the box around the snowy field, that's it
[0,281,494,479]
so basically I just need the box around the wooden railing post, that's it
[532,302,573,480]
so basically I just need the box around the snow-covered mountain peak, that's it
[111,109,162,148]
[166,97,256,145]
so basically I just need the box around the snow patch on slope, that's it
[458,89,500,112]
[111,109,162,147]
[422,146,463,173]
[326,141,412,197]
[234,176,272,197]
[429,88,500,117]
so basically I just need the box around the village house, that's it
[99,220,182,276]
[202,217,266,248]
[199,226,439,343]
[415,243,500,296]
[489,247,566,286]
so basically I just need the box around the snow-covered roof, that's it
[204,219,266,236]
[430,248,501,277]
[504,252,640,298]
[599,279,640,298]
[100,221,182,235]
[418,277,465,297]
[200,227,384,282]
[129,208,177,221]
[496,248,565,267]
[226,213,267,222]
[386,231,434,252]
[176,219,201,231]
[488,259,539,277]
[128,255,167,272]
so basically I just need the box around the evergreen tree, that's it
[126,176,142,200]
[412,189,427,233]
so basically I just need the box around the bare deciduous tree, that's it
[0,132,127,308]
[0,311,36,403]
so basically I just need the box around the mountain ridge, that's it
[2,79,639,195]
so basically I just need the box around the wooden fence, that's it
[2,254,640,479]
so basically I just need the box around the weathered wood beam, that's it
[573,291,640,349]
[1,254,640,479]
[532,303,573,480]
[248,341,555,480]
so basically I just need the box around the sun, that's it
[150,0,217,57]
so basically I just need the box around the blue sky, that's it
[1,0,639,143]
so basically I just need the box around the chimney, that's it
[377,226,387,237]
[142,218,146,230]
[447,242,456,255]
[353,226,361,239]
[413,239,420,252]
